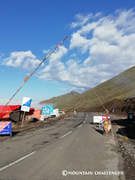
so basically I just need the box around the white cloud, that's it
[64,9,135,91]
[2,9,135,93]
[71,13,92,28]
[68,9,135,91]
[70,33,91,53]
[115,9,135,33]
[70,12,102,28]
[43,48,52,54]
[2,50,41,70]
[37,46,69,82]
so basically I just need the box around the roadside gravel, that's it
[112,115,135,180]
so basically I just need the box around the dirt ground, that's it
[0,115,66,141]
[111,115,135,180]
[94,97,135,116]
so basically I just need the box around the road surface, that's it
[0,113,125,180]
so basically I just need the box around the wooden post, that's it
[21,111,25,127]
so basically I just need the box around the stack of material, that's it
[29,109,41,120]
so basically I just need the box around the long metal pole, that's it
[0,36,68,114]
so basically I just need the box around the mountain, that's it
[69,65,135,112]
[39,91,80,107]
[40,66,135,114]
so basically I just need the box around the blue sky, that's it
[0,0,135,108]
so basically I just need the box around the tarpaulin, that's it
[0,105,20,118]
[30,109,41,120]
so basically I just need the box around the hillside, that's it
[69,65,135,112]
[40,66,135,114]
[40,91,79,107]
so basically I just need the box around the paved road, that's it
[0,113,125,180]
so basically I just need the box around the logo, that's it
[62,170,67,176]
[42,106,53,115]
[21,97,32,112]
[23,99,32,107]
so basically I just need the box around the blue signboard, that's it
[0,122,12,135]
[23,99,32,107]
[21,97,32,112]
[42,106,53,115]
